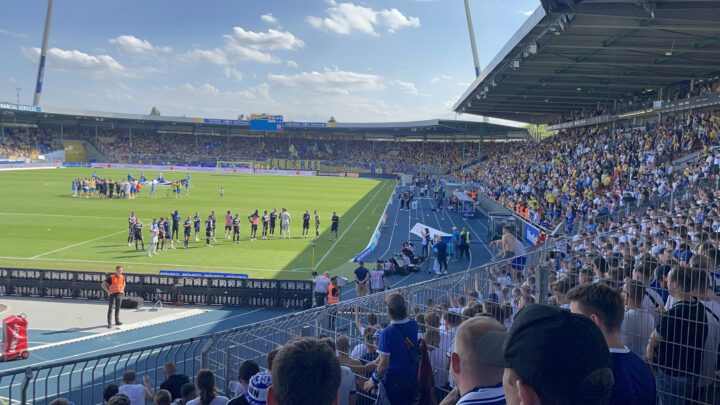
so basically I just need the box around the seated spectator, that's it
[119,370,154,405]
[268,338,341,405]
[172,383,196,405]
[567,283,656,404]
[160,362,190,401]
[155,389,172,405]
[228,360,261,404]
[187,369,228,405]
[478,304,614,405]
[448,316,506,405]
[104,384,120,404]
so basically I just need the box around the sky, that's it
[0,0,541,124]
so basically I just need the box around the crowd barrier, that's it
[0,268,312,310]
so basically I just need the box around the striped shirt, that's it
[457,384,506,405]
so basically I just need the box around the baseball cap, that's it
[477,304,613,402]
[244,371,272,405]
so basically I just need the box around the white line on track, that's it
[314,182,389,270]
[30,230,128,259]
[0,212,119,220]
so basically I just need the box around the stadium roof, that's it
[454,0,720,124]
[0,104,530,140]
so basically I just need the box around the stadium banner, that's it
[352,186,395,263]
[0,102,41,113]
[250,114,284,131]
[267,158,320,171]
[316,172,360,178]
[91,163,315,176]
[0,162,60,171]
[524,223,540,245]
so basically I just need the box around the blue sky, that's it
[0,0,540,123]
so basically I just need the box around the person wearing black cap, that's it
[477,304,615,405]
[566,283,656,405]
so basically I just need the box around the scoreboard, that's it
[250,114,284,131]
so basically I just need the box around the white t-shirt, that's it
[187,396,229,405]
[280,211,290,226]
[621,308,655,360]
[641,287,663,325]
[119,384,146,405]
[428,347,449,388]
[337,365,356,405]
[350,343,366,360]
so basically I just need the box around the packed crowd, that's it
[468,108,720,231]
[553,76,720,125]
[0,127,56,160]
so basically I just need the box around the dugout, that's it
[488,213,517,242]
[453,191,476,218]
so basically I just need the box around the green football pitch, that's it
[0,168,394,280]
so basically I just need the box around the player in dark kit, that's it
[302,210,311,238]
[133,218,145,251]
[158,217,167,250]
[269,208,278,237]
[210,211,217,242]
[205,216,213,247]
[163,217,173,249]
[232,213,241,244]
[193,212,201,242]
[183,216,192,248]
[330,212,339,240]
[171,210,180,241]
[261,210,269,240]
[314,210,320,237]
[248,210,260,241]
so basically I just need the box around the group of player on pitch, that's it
[126,208,340,256]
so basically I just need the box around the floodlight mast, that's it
[463,0,481,78]
[33,0,55,106]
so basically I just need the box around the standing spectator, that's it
[370,263,389,294]
[354,261,369,297]
[478,304,614,405]
[228,359,261,404]
[108,395,132,405]
[155,389,172,405]
[187,369,228,405]
[313,271,331,307]
[118,371,154,405]
[321,338,357,405]
[103,384,120,404]
[328,276,341,330]
[160,362,190,401]
[421,228,431,258]
[448,316,506,405]
[172,383,196,405]
[620,280,655,360]
[647,266,708,405]
[435,236,448,275]
[363,293,420,404]
[567,283,656,405]
[458,227,471,261]
[228,371,271,405]
[268,338,341,405]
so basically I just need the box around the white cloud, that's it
[0,28,29,38]
[517,9,534,16]
[286,60,298,68]
[22,47,126,74]
[268,67,384,95]
[261,13,278,24]
[106,93,134,101]
[308,1,420,36]
[187,27,304,66]
[109,35,172,54]
[223,67,243,81]
[181,48,230,65]
[391,80,420,95]
[429,74,451,84]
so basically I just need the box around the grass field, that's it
[0,168,394,280]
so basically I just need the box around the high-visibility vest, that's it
[108,274,126,294]
[328,284,339,305]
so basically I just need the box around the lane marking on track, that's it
[314,182,390,270]
[30,230,128,259]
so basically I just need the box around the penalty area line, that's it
[30,230,127,259]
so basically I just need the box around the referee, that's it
[101,266,126,328]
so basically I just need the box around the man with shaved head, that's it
[448,316,507,405]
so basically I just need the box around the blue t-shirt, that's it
[377,318,419,376]
[610,348,656,405]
